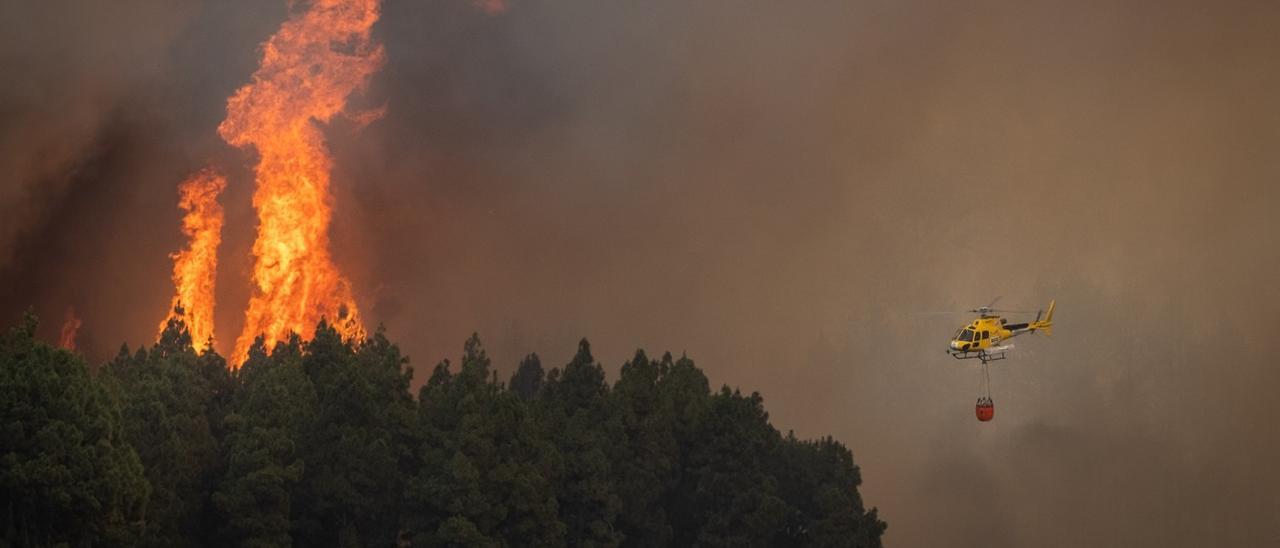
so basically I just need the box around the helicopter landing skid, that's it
[948,347,1008,365]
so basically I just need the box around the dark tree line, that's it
[1,313,885,547]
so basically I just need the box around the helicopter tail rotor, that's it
[1031,299,1055,337]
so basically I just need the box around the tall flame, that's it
[160,169,227,347]
[221,0,383,365]
[60,307,82,351]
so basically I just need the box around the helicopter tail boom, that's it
[1031,299,1055,337]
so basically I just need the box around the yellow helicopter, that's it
[942,297,1055,365]
[922,297,1055,421]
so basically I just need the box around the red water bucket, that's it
[975,402,994,422]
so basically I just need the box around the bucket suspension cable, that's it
[976,362,992,403]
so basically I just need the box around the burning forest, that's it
[157,0,381,365]
[1,0,889,545]
[217,0,379,363]
[6,0,1280,546]
[159,168,225,349]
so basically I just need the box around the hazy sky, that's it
[2,1,1279,545]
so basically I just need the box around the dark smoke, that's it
[3,1,1279,545]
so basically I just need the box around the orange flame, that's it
[60,307,82,351]
[222,0,383,365]
[159,169,226,347]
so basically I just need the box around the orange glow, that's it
[159,169,226,347]
[222,0,383,365]
[473,0,509,15]
[60,307,82,351]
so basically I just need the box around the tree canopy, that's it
[1,315,885,547]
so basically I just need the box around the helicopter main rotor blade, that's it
[911,301,1037,316]
[986,296,1003,309]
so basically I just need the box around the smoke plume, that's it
[3,1,1279,545]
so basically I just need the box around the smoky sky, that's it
[3,1,1279,545]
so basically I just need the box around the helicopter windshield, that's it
[958,329,976,342]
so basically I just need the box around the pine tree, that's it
[405,334,564,546]
[101,317,222,546]
[1,314,886,547]
[0,313,149,546]
[288,321,416,546]
[281,321,412,546]
[542,339,623,547]
[509,353,545,401]
[684,387,790,546]
[611,349,678,546]
[213,336,314,546]
[773,434,887,547]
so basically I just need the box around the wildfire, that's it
[159,169,226,347]
[60,307,82,351]
[221,0,384,364]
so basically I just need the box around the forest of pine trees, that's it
[1,313,886,547]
